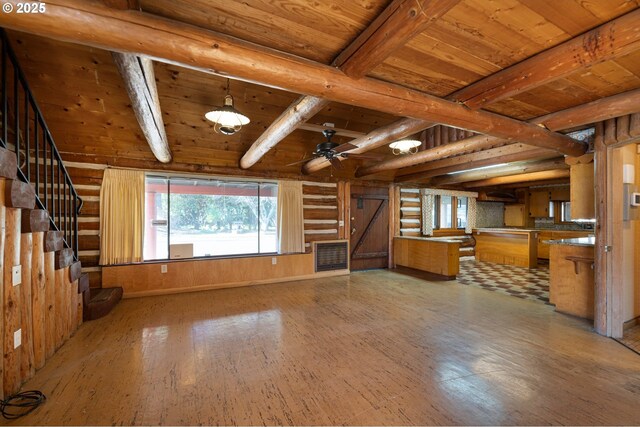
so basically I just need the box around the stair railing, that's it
[0,29,83,260]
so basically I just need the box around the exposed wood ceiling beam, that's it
[496,178,570,189]
[450,9,640,109]
[430,159,567,186]
[534,88,640,132]
[334,0,461,79]
[0,0,585,159]
[297,123,366,139]
[355,134,508,177]
[101,0,139,10]
[241,0,457,170]
[358,87,640,177]
[302,118,433,174]
[395,144,559,183]
[111,52,171,163]
[463,170,570,188]
[239,96,328,169]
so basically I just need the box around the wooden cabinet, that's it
[549,244,594,319]
[550,186,570,201]
[529,190,551,217]
[570,162,595,219]
[504,204,525,227]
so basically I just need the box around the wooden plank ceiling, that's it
[4,0,640,189]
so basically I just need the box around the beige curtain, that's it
[99,169,145,265]
[277,180,305,254]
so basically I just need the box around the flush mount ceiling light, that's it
[205,79,250,135]
[389,139,421,155]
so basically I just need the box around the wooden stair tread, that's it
[84,287,123,321]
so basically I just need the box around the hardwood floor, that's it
[8,271,640,425]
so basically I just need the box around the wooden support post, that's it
[337,181,345,240]
[3,208,21,397]
[65,270,74,341]
[604,119,617,146]
[388,184,397,269]
[630,113,640,137]
[76,291,83,329]
[31,232,45,370]
[594,122,608,335]
[44,252,55,359]
[616,115,630,142]
[54,268,65,350]
[344,181,351,261]
[19,233,34,381]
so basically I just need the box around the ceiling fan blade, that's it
[329,157,343,170]
[333,142,359,154]
[344,153,384,160]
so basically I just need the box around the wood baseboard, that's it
[121,269,350,298]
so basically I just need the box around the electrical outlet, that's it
[14,329,21,349]
[272,257,277,265]
[12,265,21,286]
[161,264,167,273]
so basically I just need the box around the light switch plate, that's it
[12,265,21,286]
[272,257,277,265]
[160,264,167,273]
[14,329,21,349]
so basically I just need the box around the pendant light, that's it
[389,139,421,155]
[205,79,250,135]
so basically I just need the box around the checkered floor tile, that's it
[457,259,550,304]
[617,325,640,355]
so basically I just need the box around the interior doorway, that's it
[349,185,389,271]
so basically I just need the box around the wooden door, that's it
[349,186,389,270]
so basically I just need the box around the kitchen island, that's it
[548,236,595,319]
[394,236,461,278]
[473,228,539,268]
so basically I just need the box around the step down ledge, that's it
[84,287,123,321]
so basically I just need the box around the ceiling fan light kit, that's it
[389,139,421,155]
[205,79,250,135]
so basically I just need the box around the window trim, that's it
[144,173,279,262]
[430,195,468,232]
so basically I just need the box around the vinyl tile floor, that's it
[457,258,550,304]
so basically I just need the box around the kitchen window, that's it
[431,195,469,231]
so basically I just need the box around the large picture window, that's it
[144,175,277,260]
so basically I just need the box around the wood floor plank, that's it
[6,270,640,425]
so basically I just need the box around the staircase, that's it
[0,29,122,398]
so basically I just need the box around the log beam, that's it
[463,169,570,188]
[302,118,434,174]
[360,87,640,178]
[102,0,139,9]
[0,0,584,157]
[241,0,456,169]
[356,134,508,177]
[240,96,328,169]
[451,9,640,109]
[396,145,559,183]
[112,52,171,163]
[430,158,567,186]
[334,0,460,79]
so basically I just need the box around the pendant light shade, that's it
[205,79,250,135]
[389,139,421,155]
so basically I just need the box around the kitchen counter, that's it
[394,237,460,278]
[546,236,595,247]
[395,236,464,244]
[473,228,538,268]
[549,243,594,319]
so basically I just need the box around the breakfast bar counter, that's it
[473,228,539,268]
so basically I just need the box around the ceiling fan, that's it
[287,129,381,170]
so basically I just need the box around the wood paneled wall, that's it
[399,188,421,237]
[64,158,344,284]
[65,161,104,287]
[303,182,339,251]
